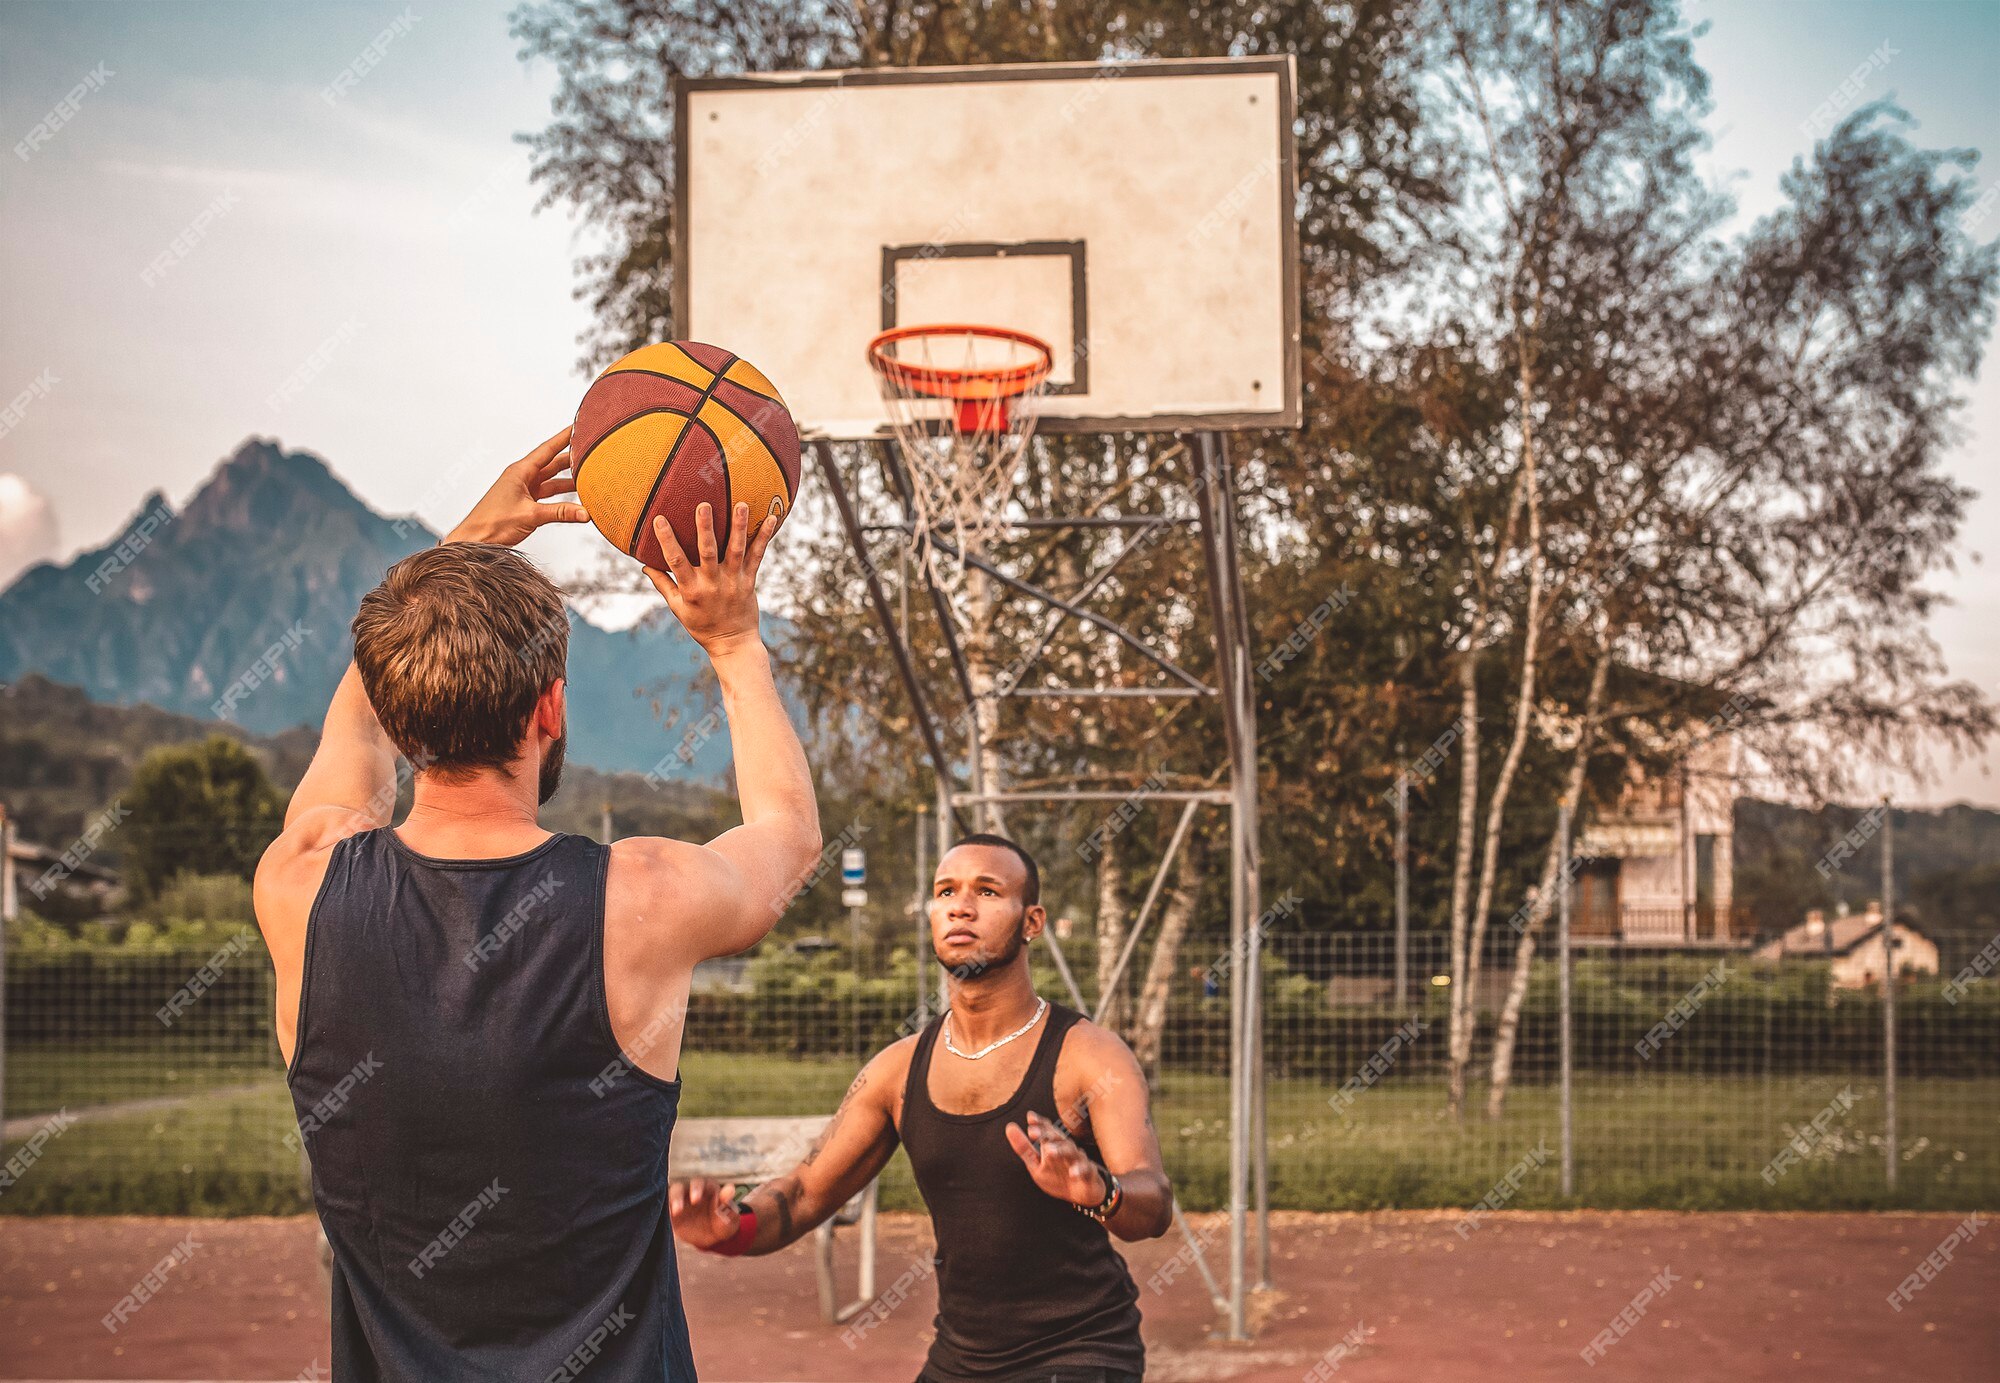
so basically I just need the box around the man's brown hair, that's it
[352,543,567,773]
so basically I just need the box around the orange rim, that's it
[867,324,1055,402]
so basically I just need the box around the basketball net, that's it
[868,325,1054,576]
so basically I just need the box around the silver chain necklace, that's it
[943,997,1048,1061]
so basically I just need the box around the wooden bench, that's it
[669,1115,880,1324]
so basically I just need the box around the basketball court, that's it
[6,1211,1996,1381]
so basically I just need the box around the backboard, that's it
[675,57,1300,440]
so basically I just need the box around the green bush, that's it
[139,871,256,932]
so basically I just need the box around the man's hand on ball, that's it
[643,500,778,658]
[442,427,590,547]
[1005,1109,1108,1208]
[667,1177,740,1251]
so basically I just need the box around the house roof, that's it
[1759,914,1924,958]
[5,836,120,885]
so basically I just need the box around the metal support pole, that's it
[1038,921,1091,1012]
[1189,433,1262,1333]
[1882,797,1897,1193]
[1225,790,1248,1338]
[915,801,931,1027]
[833,419,1262,1336]
[1249,923,1269,1291]
[871,443,987,720]
[1171,1203,1229,1315]
[936,774,953,1018]
[1557,797,1575,1198]
[1394,774,1409,1010]
[869,442,993,820]
[1213,439,1270,1293]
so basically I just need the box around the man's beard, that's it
[538,728,566,805]
[937,909,1028,981]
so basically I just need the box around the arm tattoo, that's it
[771,1182,795,1244]
[804,1069,870,1168]
[754,1177,799,1245]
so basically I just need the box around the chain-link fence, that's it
[4,921,1996,1215]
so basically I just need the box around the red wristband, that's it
[707,1208,757,1257]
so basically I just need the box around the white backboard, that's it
[676,58,1300,440]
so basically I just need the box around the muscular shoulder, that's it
[1053,1016,1146,1117]
[1056,1013,1141,1071]
[253,806,369,927]
[863,1032,923,1123]
[605,835,710,925]
[868,1032,922,1093]
[605,833,680,884]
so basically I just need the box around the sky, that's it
[0,0,1996,804]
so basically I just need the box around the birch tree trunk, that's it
[1093,829,1130,1030]
[962,566,1008,835]
[1445,647,1484,1119]
[1484,645,1612,1119]
[1447,409,1545,1118]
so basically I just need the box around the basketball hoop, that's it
[869,324,1053,433]
[868,324,1054,567]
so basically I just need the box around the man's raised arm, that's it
[284,664,400,835]
[634,502,822,959]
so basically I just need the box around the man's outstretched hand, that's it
[1005,1109,1109,1208]
[643,501,778,658]
[442,426,590,548]
[667,1177,742,1251]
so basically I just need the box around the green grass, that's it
[6,1041,284,1118]
[4,1048,1995,1215]
[1,1081,308,1215]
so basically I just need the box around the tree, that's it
[1411,0,1996,1117]
[121,736,285,899]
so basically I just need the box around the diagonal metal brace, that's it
[814,441,971,836]
[913,526,1213,694]
[999,514,1178,698]
[1092,798,1203,1021]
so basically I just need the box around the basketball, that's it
[570,340,801,568]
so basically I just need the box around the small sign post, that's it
[841,849,867,964]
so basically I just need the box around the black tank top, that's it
[286,828,696,1381]
[900,1002,1144,1381]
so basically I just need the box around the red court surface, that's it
[2,1210,1995,1381]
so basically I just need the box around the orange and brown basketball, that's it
[570,341,800,568]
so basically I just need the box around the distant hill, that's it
[0,672,731,867]
[0,438,728,776]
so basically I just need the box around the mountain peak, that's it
[176,437,367,539]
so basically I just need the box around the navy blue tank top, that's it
[287,828,695,1381]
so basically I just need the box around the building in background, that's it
[1754,903,1939,988]
[3,824,121,922]
[1573,733,1739,947]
